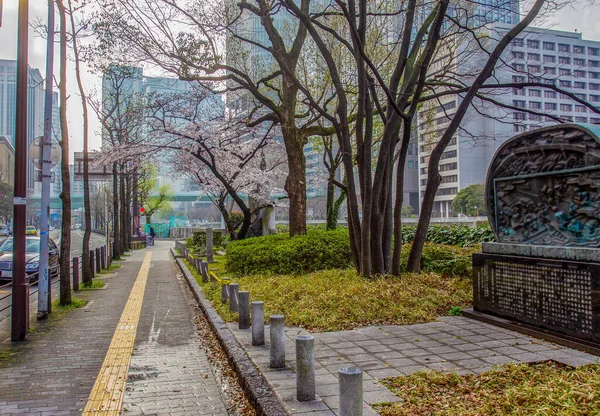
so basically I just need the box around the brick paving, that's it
[0,242,228,416]
[228,316,600,415]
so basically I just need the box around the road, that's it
[0,230,110,341]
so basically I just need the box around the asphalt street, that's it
[0,230,109,342]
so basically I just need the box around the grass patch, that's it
[184,258,471,332]
[52,296,88,311]
[375,361,600,416]
[80,280,105,290]
[97,263,121,274]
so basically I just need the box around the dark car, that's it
[0,237,60,283]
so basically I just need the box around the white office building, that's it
[417,25,600,218]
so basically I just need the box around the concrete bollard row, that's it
[238,291,250,330]
[296,336,315,401]
[339,367,363,416]
[270,315,285,369]
[252,301,265,346]
[228,283,239,312]
[221,280,229,304]
[95,247,101,273]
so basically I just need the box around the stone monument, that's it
[470,123,600,351]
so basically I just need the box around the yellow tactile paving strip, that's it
[82,252,152,415]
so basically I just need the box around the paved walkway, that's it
[228,316,600,415]
[0,242,228,415]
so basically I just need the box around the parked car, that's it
[0,237,60,283]
[0,225,9,236]
[25,226,37,236]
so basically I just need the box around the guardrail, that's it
[0,243,112,316]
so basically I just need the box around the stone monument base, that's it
[471,242,600,355]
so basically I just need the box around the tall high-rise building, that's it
[0,60,45,194]
[417,25,600,217]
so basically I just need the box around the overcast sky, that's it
[0,0,599,163]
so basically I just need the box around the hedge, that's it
[401,223,494,247]
[225,229,352,276]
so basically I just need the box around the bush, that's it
[399,243,475,277]
[225,228,352,275]
[402,224,494,247]
[186,229,227,252]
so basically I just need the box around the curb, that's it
[171,248,289,416]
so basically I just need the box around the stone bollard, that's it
[339,367,363,416]
[252,301,265,346]
[73,256,80,291]
[206,228,214,263]
[228,283,239,312]
[296,336,316,401]
[195,258,201,274]
[95,248,101,273]
[221,281,229,304]
[89,251,95,279]
[270,315,285,369]
[238,291,251,329]
[201,261,209,283]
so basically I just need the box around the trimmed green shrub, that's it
[186,229,227,252]
[402,224,494,247]
[403,243,476,277]
[225,229,352,275]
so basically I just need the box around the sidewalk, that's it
[227,313,600,415]
[0,242,229,415]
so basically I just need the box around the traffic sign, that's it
[28,136,60,170]
[34,170,56,183]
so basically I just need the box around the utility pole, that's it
[12,0,30,341]
[38,0,55,320]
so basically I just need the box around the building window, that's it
[513,124,527,133]
[441,175,457,184]
[591,83,600,91]
[590,72,600,79]
[513,88,525,96]
[529,114,542,121]
[512,63,525,71]
[512,75,526,83]
[560,104,573,112]
[514,112,527,120]
[575,105,587,113]
[544,67,556,74]
[559,80,572,88]
[574,93,587,100]
[574,70,586,78]
[543,42,555,51]
[543,55,556,63]
[436,187,458,196]
[573,45,585,54]
[529,65,541,73]
[512,51,524,59]
[574,58,586,66]
[589,47,599,56]
[513,38,524,47]
[575,117,588,123]
[528,89,541,97]
[558,43,570,53]
[528,53,540,61]
[408,161,415,169]
[559,68,571,76]
[590,60,600,68]
[544,90,557,99]
[562,115,573,122]
[574,81,587,89]
[559,56,571,64]
[439,163,457,172]
[529,101,542,110]
[513,100,526,108]
[545,102,557,110]
[591,118,600,124]
[590,95,600,102]
[441,150,457,159]
[527,40,540,49]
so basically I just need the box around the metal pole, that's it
[37,0,54,320]
[105,184,110,266]
[11,0,30,341]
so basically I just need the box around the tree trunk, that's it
[57,0,72,305]
[112,163,121,259]
[325,176,335,230]
[392,126,412,276]
[217,197,237,239]
[125,173,132,248]
[120,167,127,251]
[282,128,307,237]
[69,4,92,286]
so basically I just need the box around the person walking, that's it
[148,227,156,247]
